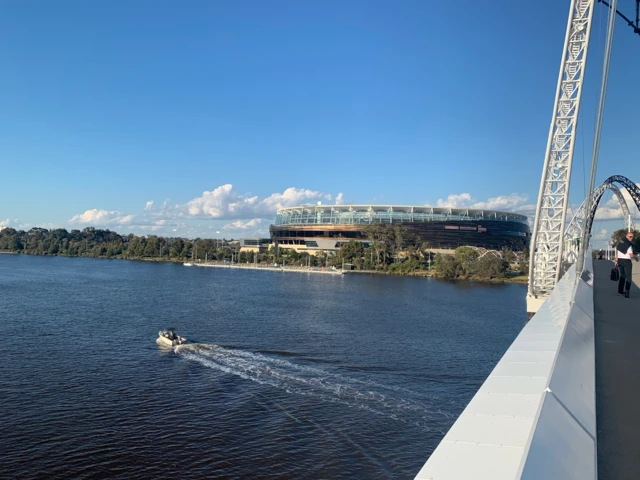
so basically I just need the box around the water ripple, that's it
[0,255,526,479]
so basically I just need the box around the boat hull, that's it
[157,336,176,347]
[157,335,187,347]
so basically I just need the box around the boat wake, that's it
[174,344,447,429]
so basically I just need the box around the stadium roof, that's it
[275,205,528,226]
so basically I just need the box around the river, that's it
[0,254,526,479]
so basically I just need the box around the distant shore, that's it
[190,262,528,283]
[192,263,344,275]
[347,268,528,284]
[0,252,528,283]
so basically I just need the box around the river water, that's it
[0,255,527,479]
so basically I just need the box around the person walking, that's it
[615,231,638,298]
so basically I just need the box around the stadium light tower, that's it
[527,0,595,316]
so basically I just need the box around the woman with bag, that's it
[615,232,638,298]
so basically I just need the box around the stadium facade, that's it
[269,205,530,253]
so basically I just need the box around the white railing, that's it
[415,258,595,480]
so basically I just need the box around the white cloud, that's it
[69,209,135,226]
[434,193,473,208]
[69,185,344,235]
[593,228,608,240]
[1,221,60,231]
[471,194,529,211]
[183,184,340,220]
[222,218,264,230]
[592,185,640,221]
[514,204,537,218]
[428,193,530,212]
[593,206,625,220]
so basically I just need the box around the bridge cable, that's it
[577,0,618,275]
[583,8,605,204]
[577,5,604,227]
[593,189,612,251]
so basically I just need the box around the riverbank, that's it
[348,268,528,283]
[192,263,528,283]
[0,252,528,283]
[192,263,344,275]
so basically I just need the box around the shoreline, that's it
[0,251,529,284]
[183,261,528,283]
[345,268,528,284]
[193,263,344,275]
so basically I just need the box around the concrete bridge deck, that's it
[594,259,640,479]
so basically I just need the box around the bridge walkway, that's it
[594,259,640,479]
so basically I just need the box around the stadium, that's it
[269,205,530,253]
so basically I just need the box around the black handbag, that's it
[610,267,620,281]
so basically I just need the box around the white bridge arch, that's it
[466,247,503,259]
[564,175,640,262]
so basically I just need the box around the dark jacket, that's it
[616,239,634,258]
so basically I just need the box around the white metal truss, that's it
[564,184,633,262]
[528,0,595,299]
[564,175,640,262]
[468,247,503,259]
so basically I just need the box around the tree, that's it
[475,255,509,279]
[362,223,407,267]
[393,224,406,262]
[218,246,232,262]
[170,238,185,258]
[518,261,529,275]
[0,228,22,251]
[238,251,253,263]
[143,236,160,257]
[338,240,365,268]
[435,254,458,279]
[501,248,516,265]
[362,224,386,266]
[454,246,479,276]
[198,239,216,261]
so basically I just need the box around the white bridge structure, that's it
[564,175,640,262]
[526,0,596,312]
[416,0,640,478]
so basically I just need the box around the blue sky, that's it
[1,0,639,243]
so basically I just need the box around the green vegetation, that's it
[433,246,514,280]
[325,224,433,273]
[0,227,274,264]
[0,225,525,281]
[319,225,524,280]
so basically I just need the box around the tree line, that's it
[307,225,524,279]
[433,247,526,280]
[0,225,524,279]
[0,227,248,262]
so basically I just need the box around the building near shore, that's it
[238,238,271,253]
[269,204,530,253]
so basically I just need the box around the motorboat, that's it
[157,328,187,347]
[183,262,193,267]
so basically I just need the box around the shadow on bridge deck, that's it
[594,259,640,479]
